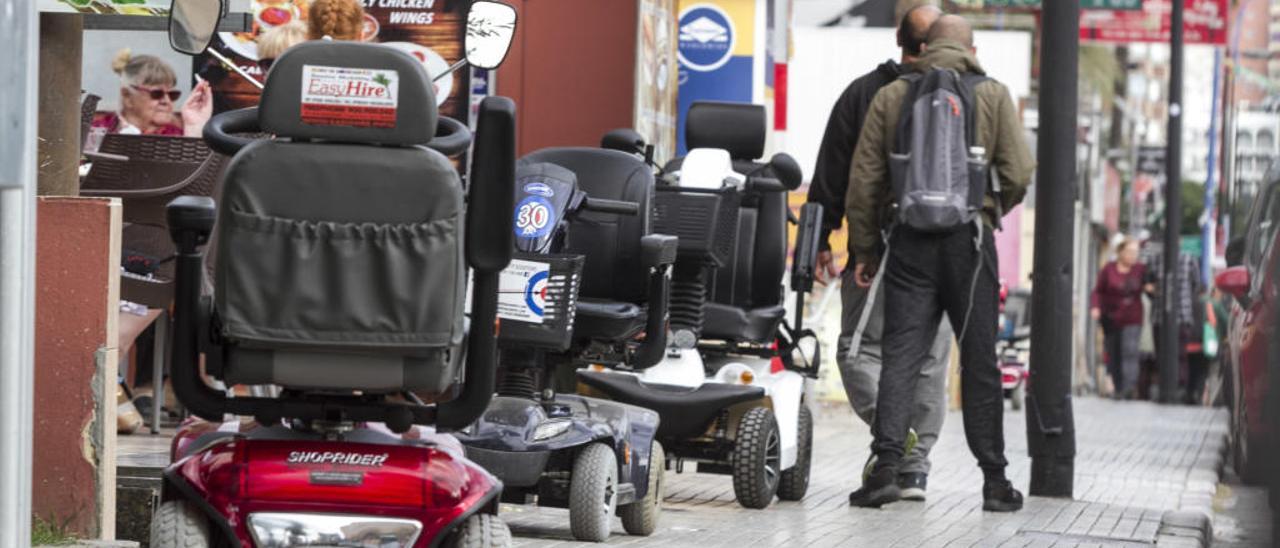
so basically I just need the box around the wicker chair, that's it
[81,135,228,307]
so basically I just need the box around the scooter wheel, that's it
[732,406,781,509]
[619,441,664,536]
[446,513,512,548]
[570,443,619,542]
[150,500,211,548]
[777,405,813,501]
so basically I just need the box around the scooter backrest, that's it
[211,41,467,394]
[259,41,438,145]
[521,148,654,304]
[686,101,766,162]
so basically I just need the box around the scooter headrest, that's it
[685,101,766,161]
[259,41,438,146]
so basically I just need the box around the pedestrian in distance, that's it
[806,3,951,502]
[1091,238,1154,400]
[844,14,1035,512]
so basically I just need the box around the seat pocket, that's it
[216,208,465,352]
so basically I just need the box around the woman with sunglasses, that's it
[91,49,212,137]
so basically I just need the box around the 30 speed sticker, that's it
[514,196,554,239]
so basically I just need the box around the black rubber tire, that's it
[619,441,664,536]
[447,514,512,548]
[777,405,813,501]
[569,443,618,542]
[150,500,212,548]
[732,406,781,509]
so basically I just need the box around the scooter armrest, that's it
[641,234,678,269]
[167,196,217,250]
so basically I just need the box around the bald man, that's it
[845,14,1034,511]
[807,3,952,503]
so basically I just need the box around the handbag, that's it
[1202,300,1219,359]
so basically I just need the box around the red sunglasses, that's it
[131,85,181,102]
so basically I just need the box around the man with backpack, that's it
[807,3,952,502]
[845,15,1034,511]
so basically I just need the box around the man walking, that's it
[845,15,1034,511]
[806,3,951,502]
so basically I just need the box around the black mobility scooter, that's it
[454,149,678,542]
[153,25,522,547]
[580,101,824,509]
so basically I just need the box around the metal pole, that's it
[1027,0,1077,498]
[0,0,39,545]
[1203,50,1221,285]
[1160,0,1185,404]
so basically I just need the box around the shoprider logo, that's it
[678,4,735,73]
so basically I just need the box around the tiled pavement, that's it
[503,398,1229,547]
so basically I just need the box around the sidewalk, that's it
[504,397,1229,547]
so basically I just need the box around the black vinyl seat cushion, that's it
[577,370,765,439]
[702,303,786,344]
[573,298,646,341]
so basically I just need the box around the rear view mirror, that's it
[465,1,517,70]
[768,152,803,190]
[1216,266,1250,301]
[169,0,224,55]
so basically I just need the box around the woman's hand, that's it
[181,80,213,138]
[1143,283,1156,295]
[1091,307,1101,321]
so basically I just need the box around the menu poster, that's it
[200,0,469,124]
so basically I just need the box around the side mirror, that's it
[1216,266,1250,302]
[168,0,225,55]
[1225,236,1245,267]
[768,152,803,190]
[465,1,517,70]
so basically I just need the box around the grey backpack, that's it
[888,68,992,232]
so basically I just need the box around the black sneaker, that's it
[849,467,901,508]
[898,472,927,501]
[982,479,1024,512]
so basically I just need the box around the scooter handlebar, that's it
[427,117,471,157]
[746,176,789,193]
[582,196,641,216]
[203,107,260,156]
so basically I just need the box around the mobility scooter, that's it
[152,2,519,546]
[454,150,677,542]
[579,101,824,509]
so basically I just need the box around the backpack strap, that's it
[957,73,989,150]
[893,72,926,155]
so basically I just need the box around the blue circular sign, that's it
[525,270,549,316]
[514,196,555,240]
[678,4,735,73]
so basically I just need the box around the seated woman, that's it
[93,49,212,138]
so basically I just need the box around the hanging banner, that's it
[676,0,761,154]
[636,0,680,165]
[201,0,469,124]
[1080,0,1227,45]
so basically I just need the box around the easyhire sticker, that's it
[498,259,551,324]
[514,196,554,239]
[300,65,399,129]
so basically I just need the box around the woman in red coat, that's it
[1091,239,1155,399]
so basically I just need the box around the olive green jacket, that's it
[845,40,1035,265]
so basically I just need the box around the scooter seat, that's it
[574,298,646,341]
[701,303,786,344]
[577,370,764,439]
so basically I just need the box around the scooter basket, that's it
[497,253,585,351]
[653,186,741,267]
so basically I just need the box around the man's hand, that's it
[815,250,840,285]
[853,261,877,289]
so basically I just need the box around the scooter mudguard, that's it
[455,395,660,500]
[162,426,501,548]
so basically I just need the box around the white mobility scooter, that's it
[579,101,824,509]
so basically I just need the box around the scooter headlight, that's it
[248,513,422,547]
[532,419,573,442]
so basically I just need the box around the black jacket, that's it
[806,60,904,252]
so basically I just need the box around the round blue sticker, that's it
[514,196,555,240]
[678,4,735,73]
[525,270,549,316]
